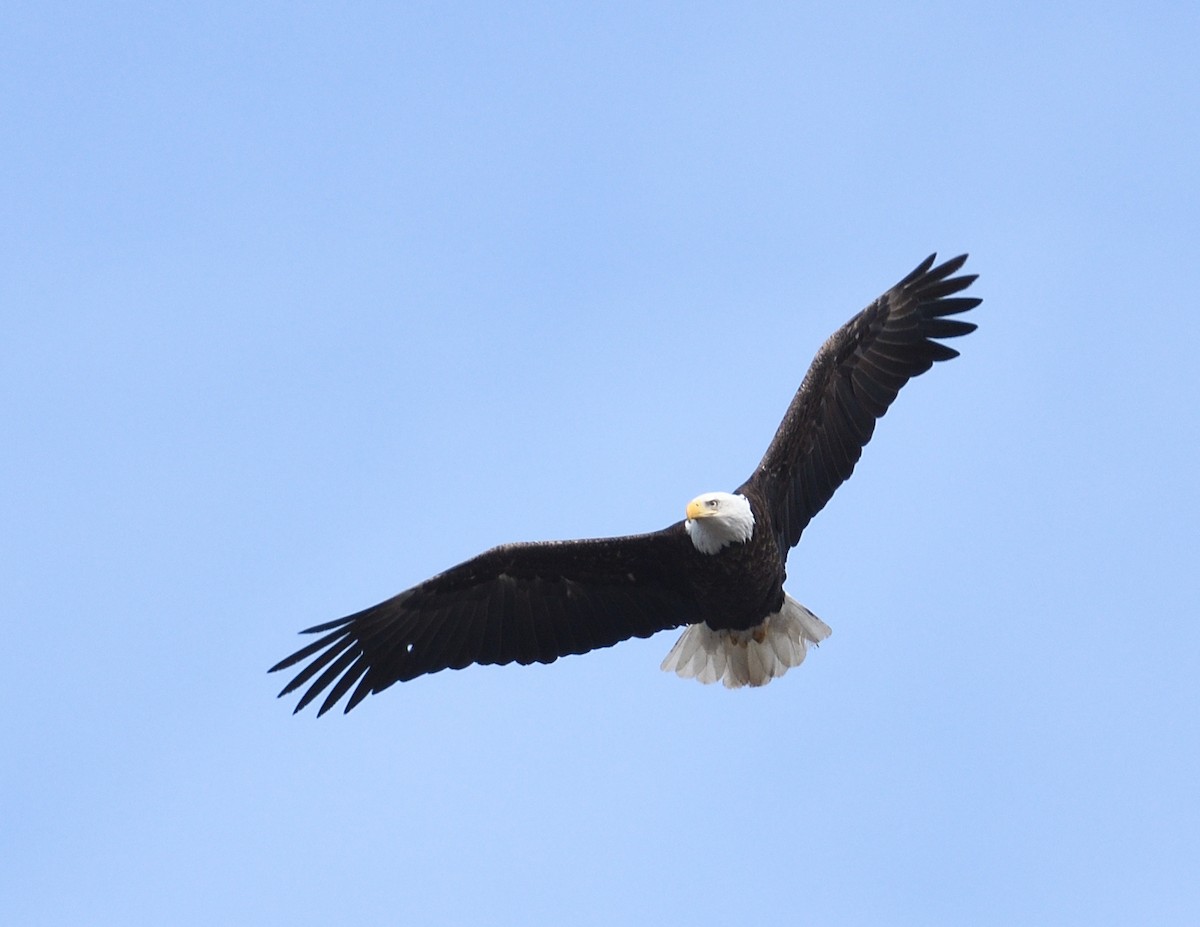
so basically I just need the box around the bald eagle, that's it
[272,253,980,714]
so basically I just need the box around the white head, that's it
[684,491,755,555]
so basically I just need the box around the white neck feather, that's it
[685,492,755,555]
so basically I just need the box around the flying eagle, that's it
[272,253,980,714]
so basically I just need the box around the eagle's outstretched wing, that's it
[270,526,699,714]
[740,253,980,552]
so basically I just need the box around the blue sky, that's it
[4,2,1198,924]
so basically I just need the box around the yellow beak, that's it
[686,499,707,520]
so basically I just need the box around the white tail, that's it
[660,596,831,688]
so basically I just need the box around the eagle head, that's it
[684,492,755,554]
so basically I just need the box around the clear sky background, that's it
[4,3,1198,925]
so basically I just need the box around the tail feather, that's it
[661,596,831,689]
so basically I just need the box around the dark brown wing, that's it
[270,525,700,714]
[739,253,980,552]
